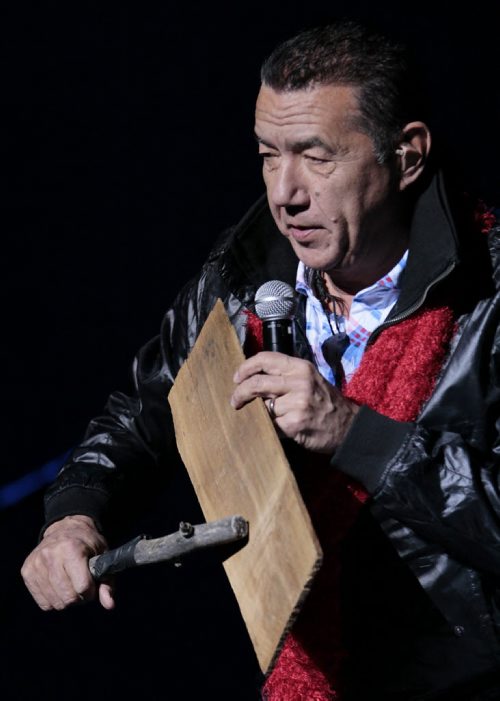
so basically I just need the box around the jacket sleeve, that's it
[332,286,500,580]
[43,256,235,534]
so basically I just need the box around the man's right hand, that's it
[21,514,115,611]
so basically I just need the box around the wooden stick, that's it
[89,515,248,581]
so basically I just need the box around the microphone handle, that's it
[263,318,294,355]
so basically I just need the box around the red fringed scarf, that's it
[245,303,456,700]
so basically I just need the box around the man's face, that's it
[255,84,403,284]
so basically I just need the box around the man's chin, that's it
[289,241,342,273]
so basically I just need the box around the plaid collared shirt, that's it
[296,250,408,386]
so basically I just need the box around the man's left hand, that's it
[230,351,359,453]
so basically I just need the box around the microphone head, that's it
[254,280,296,321]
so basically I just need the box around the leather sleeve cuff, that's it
[42,486,109,538]
[332,406,414,494]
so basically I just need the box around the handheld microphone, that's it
[254,280,297,355]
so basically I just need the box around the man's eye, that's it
[305,155,330,164]
[259,152,280,169]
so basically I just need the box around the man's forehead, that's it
[255,83,362,134]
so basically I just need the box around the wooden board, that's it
[168,299,322,674]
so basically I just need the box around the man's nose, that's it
[268,160,309,209]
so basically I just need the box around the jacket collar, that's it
[219,169,464,312]
[386,169,461,321]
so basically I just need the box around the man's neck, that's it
[322,238,409,317]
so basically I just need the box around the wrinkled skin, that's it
[254,84,420,295]
[231,351,360,452]
[21,515,114,610]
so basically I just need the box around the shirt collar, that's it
[296,250,409,301]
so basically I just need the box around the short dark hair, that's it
[260,21,426,163]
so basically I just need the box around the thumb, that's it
[98,581,116,610]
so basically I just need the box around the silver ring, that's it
[268,397,276,419]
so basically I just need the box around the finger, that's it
[231,373,291,409]
[63,557,97,603]
[98,582,116,610]
[233,351,298,383]
[21,564,56,611]
[37,558,75,610]
[270,392,311,432]
[232,366,318,409]
[266,396,277,419]
[270,391,312,418]
[65,552,96,594]
[45,558,88,609]
[267,394,315,424]
[22,516,108,611]
[37,536,96,608]
[23,547,81,610]
[267,396,286,421]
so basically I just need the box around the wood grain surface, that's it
[168,299,322,674]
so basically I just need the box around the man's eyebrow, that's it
[288,137,333,153]
[254,134,274,148]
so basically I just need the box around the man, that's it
[22,21,500,700]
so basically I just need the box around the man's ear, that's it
[395,121,431,191]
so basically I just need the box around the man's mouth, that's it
[286,225,320,242]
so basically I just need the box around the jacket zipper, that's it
[367,260,457,346]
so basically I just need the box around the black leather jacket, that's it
[44,171,500,700]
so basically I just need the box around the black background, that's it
[2,3,499,699]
